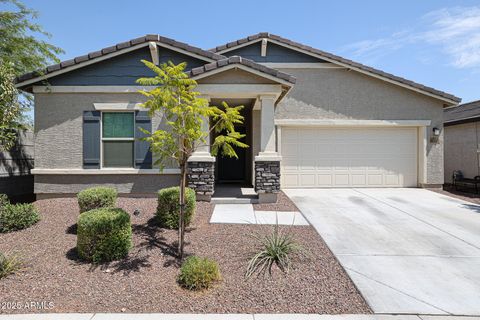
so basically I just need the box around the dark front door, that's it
[217,124,247,183]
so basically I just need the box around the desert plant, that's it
[245,224,303,278]
[157,187,196,229]
[178,256,221,290]
[0,202,39,233]
[0,252,22,279]
[77,187,117,213]
[77,208,132,263]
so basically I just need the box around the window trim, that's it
[100,111,135,169]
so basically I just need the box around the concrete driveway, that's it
[284,188,480,315]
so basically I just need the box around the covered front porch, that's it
[185,57,295,203]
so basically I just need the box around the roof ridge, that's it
[210,32,461,104]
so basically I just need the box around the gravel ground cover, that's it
[0,197,370,314]
[253,191,299,212]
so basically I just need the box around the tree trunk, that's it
[178,161,187,259]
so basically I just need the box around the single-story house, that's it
[15,33,460,202]
[444,100,480,184]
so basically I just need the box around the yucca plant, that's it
[0,252,22,279]
[245,224,303,278]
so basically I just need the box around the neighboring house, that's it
[444,100,480,184]
[0,130,34,202]
[15,33,460,202]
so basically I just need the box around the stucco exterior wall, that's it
[275,68,446,185]
[34,93,168,169]
[34,174,179,195]
[444,122,479,183]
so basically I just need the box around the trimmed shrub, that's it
[156,187,196,229]
[178,256,221,290]
[0,202,40,233]
[77,187,117,213]
[0,252,22,279]
[77,208,132,263]
[0,194,9,209]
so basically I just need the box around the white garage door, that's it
[281,127,418,188]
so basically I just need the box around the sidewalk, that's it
[1,314,480,320]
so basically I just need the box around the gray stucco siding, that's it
[275,68,445,185]
[34,93,168,169]
[444,122,480,183]
[224,42,327,63]
[34,174,180,195]
[45,47,207,86]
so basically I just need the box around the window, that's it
[102,112,134,168]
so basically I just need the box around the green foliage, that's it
[0,0,63,76]
[0,63,24,151]
[157,187,196,229]
[178,256,221,290]
[77,187,117,213]
[0,200,39,233]
[0,194,9,208]
[245,224,303,278]
[0,252,22,279]
[137,61,248,258]
[137,61,248,169]
[77,208,132,263]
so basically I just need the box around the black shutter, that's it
[135,111,152,169]
[83,111,101,169]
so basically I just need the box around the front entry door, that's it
[217,124,247,183]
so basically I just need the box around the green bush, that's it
[0,252,22,279]
[77,187,117,213]
[77,208,132,263]
[178,256,221,290]
[0,202,40,233]
[156,187,196,229]
[0,194,9,209]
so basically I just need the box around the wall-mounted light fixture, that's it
[432,127,440,136]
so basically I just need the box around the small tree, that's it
[137,61,248,259]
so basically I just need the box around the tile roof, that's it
[16,34,225,85]
[444,99,480,125]
[187,56,296,84]
[210,32,461,104]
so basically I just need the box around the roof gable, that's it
[211,33,461,105]
[223,41,326,63]
[16,34,224,89]
[47,46,208,86]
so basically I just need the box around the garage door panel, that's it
[281,127,418,188]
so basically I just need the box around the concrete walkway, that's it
[284,188,480,316]
[1,314,479,320]
[209,204,309,225]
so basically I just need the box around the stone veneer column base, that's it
[255,160,280,204]
[187,161,215,202]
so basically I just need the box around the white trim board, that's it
[16,41,216,88]
[32,84,284,98]
[275,119,432,127]
[93,102,147,111]
[31,168,181,175]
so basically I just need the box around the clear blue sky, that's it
[19,0,480,103]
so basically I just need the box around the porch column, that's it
[187,95,215,202]
[255,95,281,203]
